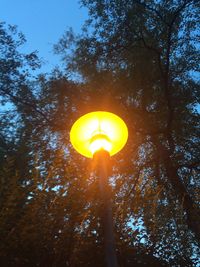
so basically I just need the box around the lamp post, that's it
[70,111,128,267]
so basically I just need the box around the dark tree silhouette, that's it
[0,0,200,266]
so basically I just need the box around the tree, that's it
[55,0,200,265]
[0,23,103,266]
[1,0,200,265]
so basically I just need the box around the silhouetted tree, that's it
[0,0,200,266]
[55,0,200,265]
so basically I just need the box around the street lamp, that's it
[70,111,128,267]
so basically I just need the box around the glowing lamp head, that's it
[70,111,128,158]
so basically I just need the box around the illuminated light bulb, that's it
[89,134,112,154]
[70,111,128,158]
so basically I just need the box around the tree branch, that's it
[0,88,52,125]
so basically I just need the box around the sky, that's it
[0,0,88,73]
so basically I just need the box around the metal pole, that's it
[93,150,119,267]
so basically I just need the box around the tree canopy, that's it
[0,1,200,266]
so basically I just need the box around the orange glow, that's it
[70,111,128,158]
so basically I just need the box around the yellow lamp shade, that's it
[70,111,128,158]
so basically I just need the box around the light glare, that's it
[89,134,112,154]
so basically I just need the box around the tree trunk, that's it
[157,141,200,242]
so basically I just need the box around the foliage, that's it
[0,1,200,266]
[55,0,200,265]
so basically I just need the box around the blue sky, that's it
[0,0,88,73]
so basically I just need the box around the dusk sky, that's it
[0,0,88,73]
